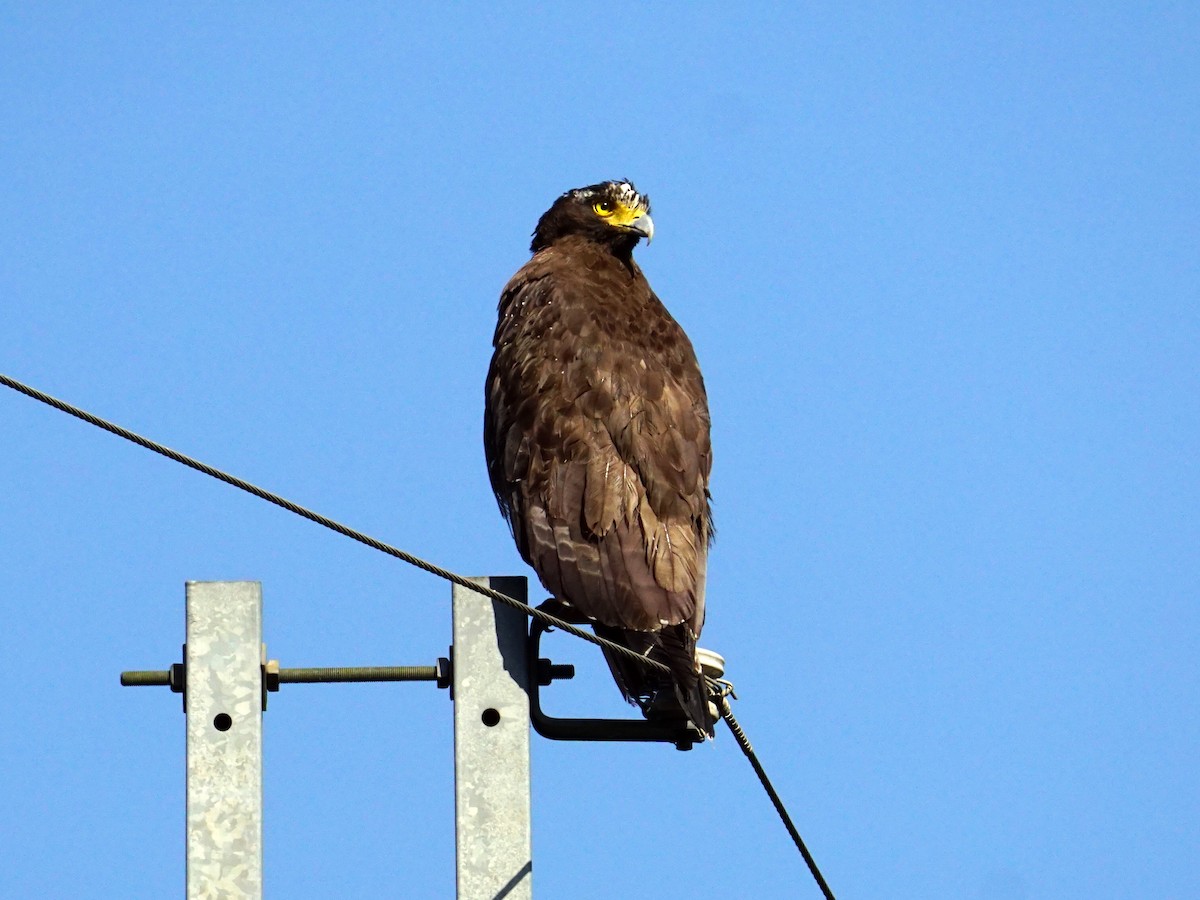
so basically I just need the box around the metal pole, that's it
[185,581,264,900]
[452,576,533,899]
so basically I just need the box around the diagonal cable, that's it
[718,696,837,898]
[0,372,667,677]
[2,371,835,895]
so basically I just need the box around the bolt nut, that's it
[435,657,453,690]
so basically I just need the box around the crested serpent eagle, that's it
[484,181,715,737]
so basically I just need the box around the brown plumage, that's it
[484,181,715,736]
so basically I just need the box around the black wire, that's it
[718,696,837,899]
[0,373,667,678]
[2,372,835,895]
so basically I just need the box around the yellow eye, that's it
[593,200,615,217]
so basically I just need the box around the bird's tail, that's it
[595,622,715,739]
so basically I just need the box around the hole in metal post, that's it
[213,713,233,732]
[481,708,501,727]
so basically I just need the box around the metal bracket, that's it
[527,616,705,751]
[124,621,722,754]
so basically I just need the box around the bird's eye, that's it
[593,200,615,217]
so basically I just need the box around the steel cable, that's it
[718,696,836,898]
[0,372,669,677]
[2,371,835,895]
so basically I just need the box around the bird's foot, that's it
[535,597,592,626]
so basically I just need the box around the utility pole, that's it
[451,577,533,899]
[121,576,704,898]
[122,578,533,900]
[183,581,265,899]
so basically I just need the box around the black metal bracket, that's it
[124,621,710,752]
[526,615,702,752]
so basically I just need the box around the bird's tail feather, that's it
[594,623,715,738]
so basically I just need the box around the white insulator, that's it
[696,647,725,679]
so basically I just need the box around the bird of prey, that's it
[484,180,715,737]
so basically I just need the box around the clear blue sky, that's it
[2,5,1197,898]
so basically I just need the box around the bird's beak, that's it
[628,212,654,243]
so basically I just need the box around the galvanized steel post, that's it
[185,581,264,900]
[452,576,533,899]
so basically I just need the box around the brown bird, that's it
[484,180,715,737]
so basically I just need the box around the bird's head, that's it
[530,180,654,254]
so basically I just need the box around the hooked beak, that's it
[628,212,654,243]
